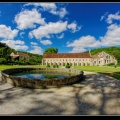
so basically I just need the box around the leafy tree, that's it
[0,58,6,64]
[44,47,58,54]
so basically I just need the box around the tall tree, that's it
[44,47,58,54]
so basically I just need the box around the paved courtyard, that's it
[0,71,120,115]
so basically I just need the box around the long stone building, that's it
[42,51,117,66]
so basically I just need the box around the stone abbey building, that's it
[10,52,29,62]
[42,51,117,66]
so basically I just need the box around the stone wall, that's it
[1,68,84,89]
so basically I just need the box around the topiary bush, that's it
[53,63,59,68]
[56,64,59,68]
[65,63,71,69]
[53,64,56,68]
[47,63,50,68]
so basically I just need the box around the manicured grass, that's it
[74,66,120,80]
[74,66,120,73]
[0,65,47,71]
[1,65,120,73]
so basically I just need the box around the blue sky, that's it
[0,3,120,55]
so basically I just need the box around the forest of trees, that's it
[0,42,43,65]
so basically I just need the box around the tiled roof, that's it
[18,52,29,57]
[10,52,29,57]
[43,52,91,58]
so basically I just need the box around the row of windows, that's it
[44,59,91,62]
[106,55,111,59]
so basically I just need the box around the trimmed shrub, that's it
[65,63,71,69]
[53,64,59,68]
[47,63,50,68]
[53,64,56,68]
[106,62,115,66]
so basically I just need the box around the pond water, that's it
[13,71,73,80]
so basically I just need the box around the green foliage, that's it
[106,62,115,66]
[0,58,6,64]
[47,63,50,68]
[56,64,59,68]
[0,42,16,58]
[19,51,43,65]
[0,42,43,65]
[108,73,120,80]
[53,63,59,68]
[65,63,71,69]
[53,64,56,68]
[44,75,57,79]
[44,47,58,54]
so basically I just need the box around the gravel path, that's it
[0,71,120,115]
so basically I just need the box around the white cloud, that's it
[67,35,101,53]
[106,11,120,24]
[50,7,68,18]
[24,3,68,18]
[67,35,101,48]
[66,41,70,44]
[40,40,52,45]
[20,32,25,38]
[0,39,28,51]
[29,21,68,39]
[28,45,43,55]
[57,33,64,39]
[30,42,38,46]
[0,24,18,39]
[69,47,86,53]
[67,21,81,33]
[100,12,108,21]
[101,24,120,46]
[24,3,57,10]
[14,9,46,30]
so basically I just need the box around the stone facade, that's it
[42,51,117,66]
[10,52,29,62]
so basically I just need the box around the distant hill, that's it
[0,42,16,58]
[89,46,120,65]
[0,42,43,65]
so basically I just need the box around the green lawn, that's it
[0,65,46,71]
[74,66,120,73]
[1,65,120,73]
[74,66,120,80]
